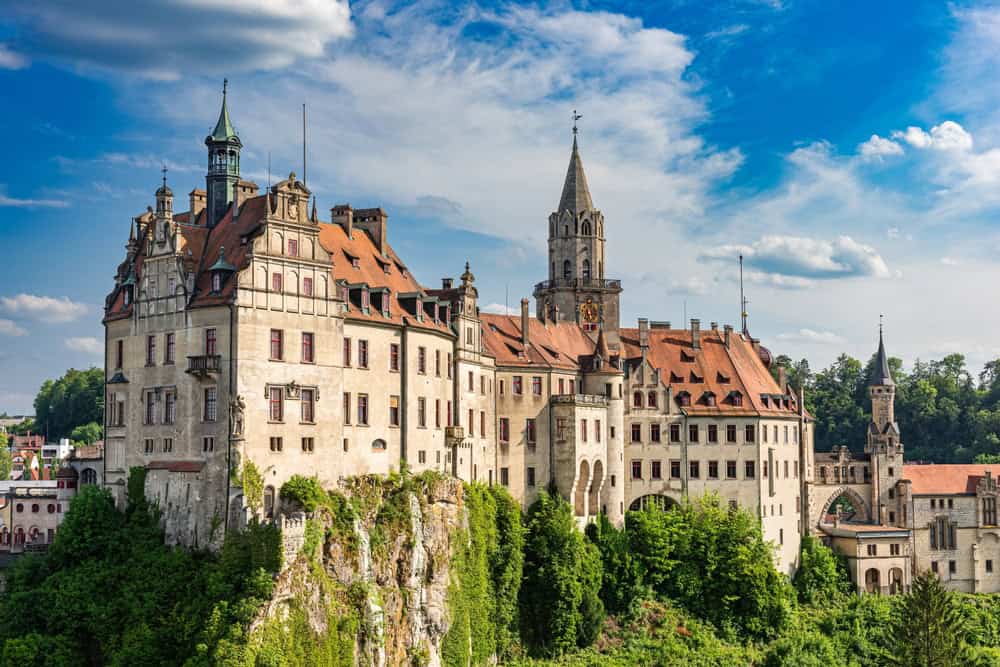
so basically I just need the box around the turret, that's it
[205,79,242,227]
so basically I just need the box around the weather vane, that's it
[161,162,168,188]
[572,110,582,136]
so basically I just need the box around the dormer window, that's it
[361,289,370,311]
[731,392,743,407]
[681,350,695,362]
[689,372,703,383]
[704,392,717,407]
[762,395,770,407]
[676,391,691,407]
[212,273,221,292]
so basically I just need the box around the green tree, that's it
[33,367,104,441]
[586,513,645,615]
[793,536,851,604]
[889,570,978,667]
[809,354,867,452]
[0,437,9,482]
[69,421,102,445]
[519,491,604,657]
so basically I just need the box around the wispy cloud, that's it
[776,328,847,345]
[0,319,27,337]
[0,44,28,69]
[0,185,67,208]
[1,294,88,323]
[65,336,102,355]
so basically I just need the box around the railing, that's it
[533,278,622,291]
[186,354,222,375]
[550,394,609,406]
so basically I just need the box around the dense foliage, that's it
[887,570,979,667]
[793,535,852,605]
[773,352,1000,462]
[32,367,104,442]
[0,469,281,666]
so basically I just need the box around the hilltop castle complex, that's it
[101,88,1000,591]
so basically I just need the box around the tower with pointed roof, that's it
[865,323,903,525]
[205,80,242,227]
[534,122,622,345]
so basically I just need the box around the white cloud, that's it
[481,303,516,315]
[0,44,28,69]
[0,294,88,322]
[0,319,27,337]
[7,0,353,79]
[0,185,67,208]
[858,134,903,161]
[940,256,962,266]
[892,121,973,152]
[776,328,847,345]
[667,277,709,296]
[65,337,102,355]
[702,234,890,285]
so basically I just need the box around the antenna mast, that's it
[739,253,748,334]
[302,103,307,186]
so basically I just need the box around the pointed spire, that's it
[558,129,594,215]
[872,316,894,386]
[311,196,318,222]
[595,326,610,359]
[210,79,237,141]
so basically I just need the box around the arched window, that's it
[647,391,658,408]
[563,260,572,279]
[263,486,275,520]
[81,468,98,485]
[582,221,591,235]
[633,391,643,408]
[582,259,591,279]
[372,439,387,450]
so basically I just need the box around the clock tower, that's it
[533,119,622,345]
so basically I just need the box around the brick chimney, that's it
[724,324,733,349]
[331,204,353,238]
[521,298,530,346]
[189,189,206,221]
[638,317,649,357]
[691,318,701,349]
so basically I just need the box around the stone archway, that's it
[865,568,881,594]
[889,567,904,595]
[574,460,591,518]
[818,486,872,524]
[589,460,604,516]
[628,494,679,512]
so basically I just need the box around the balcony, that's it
[186,354,222,376]
[533,278,622,292]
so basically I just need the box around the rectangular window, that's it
[468,370,474,392]
[596,419,602,443]
[270,329,283,360]
[513,376,523,395]
[206,328,217,356]
[745,461,756,479]
[303,276,313,297]
[532,376,542,396]
[437,350,442,377]
[558,378,565,394]
[950,560,957,574]
[164,333,175,364]
[301,388,315,423]
[343,338,352,366]
[390,343,400,371]
[417,347,427,374]
[164,391,176,424]
[272,272,282,292]
[726,460,737,479]
[581,419,588,443]
[302,437,314,452]
[302,332,314,363]
[269,437,283,452]
[389,395,400,426]
[745,425,756,443]
[447,353,453,379]
[650,424,661,442]
[763,426,768,443]
[708,461,719,479]
[358,340,369,368]
[480,375,486,395]
[569,379,576,394]
[146,335,156,366]
[435,399,441,428]
[931,561,938,573]
[689,425,699,442]
[500,467,510,486]
[708,424,718,443]
[631,460,642,479]
[357,394,369,425]
[985,497,997,525]
[144,438,154,454]
[343,392,351,425]
[526,418,537,446]
[727,424,737,442]
[499,417,510,442]
[417,450,426,464]
[204,386,218,422]
[163,437,173,453]
[499,379,505,396]
[527,467,536,487]
[890,543,900,556]
[690,461,700,479]
[988,560,994,573]
[631,424,641,443]
[268,387,282,422]
[145,391,156,425]
[287,238,298,256]
[784,460,789,478]
[115,339,123,369]
[418,397,427,428]
[651,460,662,479]
[447,400,453,427]
[480,411,486,438]
[670,460,681,479]
[763,461,769,478]
[670,424,681,442]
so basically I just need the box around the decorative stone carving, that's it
[230,394,246,439]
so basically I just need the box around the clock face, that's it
[580,300,599,323]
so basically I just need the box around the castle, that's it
[102,85,817,574]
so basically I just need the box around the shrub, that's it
[280,475,327,512]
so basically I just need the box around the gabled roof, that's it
[557,136,594,215]
[903,464,1000,495]
[480,314,597,371]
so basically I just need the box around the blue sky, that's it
[0,0,998,413]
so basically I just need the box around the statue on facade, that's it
[230,394,246,439]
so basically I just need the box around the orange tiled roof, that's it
[620,326,800,417]
[903,464,1000,495]
[480,314,598,371]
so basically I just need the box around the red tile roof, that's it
[480,314,599,370]
[903,464,1000,495]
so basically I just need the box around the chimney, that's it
[691,318,701,349]
[520,298,530,346]
[354,208,388,255]
[441,277,453,290]
[638,318,649,353]
[189,190,206,221]
[778,367,788,392]
[331,204,353,238]
[553,304,560,321]
[724,324,733,349]
[710,321,718,331]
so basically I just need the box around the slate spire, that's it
[872,319,894,386]
[558,134,594,215]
